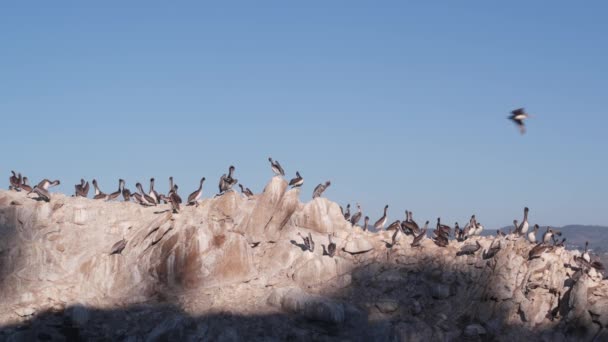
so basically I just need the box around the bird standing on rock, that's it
[9,171,22,191]
[374,205,389,231]
[187,177,206,206]
[75,179,89,198]
[268,157,285,176]
[350,203,362,227]
[312,181,330,199]
[343,204,351,220]
[289,171,304,188]
[239,184,254,198]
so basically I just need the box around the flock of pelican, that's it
[6,158,325,214]
[5,154,604,273]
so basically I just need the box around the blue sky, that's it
[1,2,607,228]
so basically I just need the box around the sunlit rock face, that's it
[0,180,607,341]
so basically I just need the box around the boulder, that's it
[291,197,350,234]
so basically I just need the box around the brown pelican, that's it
[268,157,285,176]
[343,204,351,220]
[238,184,254,198]
[402,211,420,235]
[92,179,108,200]
[135,182,157,206]
[350,203,362,227]
[312,181,331,199]
[508,108,530,135]
[326,235,336,257]
[542,227,560,244]
[122,186,131,202]
[149,178,160,204]
[289,171,304,188]
[456,241,481,256]
[362,216,369,231]
[386,220,401,231]
[482,240,501,259]
[528,224,539,243]
[109,239,127,255]
[9,171,22,191]
[373,205,389,231]
[411,228,427,247]
[187,177,206,206]
[517,207,530,235]
[529,243,552,260]
[462,215,476,238]
[436,218,451,236]
[384,229,400,249]
[35,179,60,190]
[574,256,604,272]
[219,166,238,194]
[107,179,124,201]
[297,232,315,252]
[473,222,484,236]
[28,185,51,202]
[168,177,175,195]
[162,190,181,214]
[75,179,90,197]
[582,241,591,262]
[20,177,32,192]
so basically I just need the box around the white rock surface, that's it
[0,182,607,341]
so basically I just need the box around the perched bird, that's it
[483,239,501,259]
[239,184,254,198]
[386,220,401,231]
[219,166,238,194]
[20,177,32,192]
[373,205,389,231]
[343,204,351,221]
[582,241,591,262]
[289,171,304,188]
[401,211,420,235]
[107,179,124,201]
[384,229,400,249]
[574,256,605,272]
[168,189,182,213]
[109,239,127,255]
[362,216,370,231]
[517,207,530,235]
[122,186,131,202]
[528,224,540,243]
[542,227,561,244]
[28,186,51,202]
[411,228,427,247]
[350,203,362,227]
[92,179,108,200]
[312,181,331,199]
[74,179,90,198]
[529,243,552,260]
[187,177,206,206]
[297,232,315,252]
[268,157,285,176]
[508,108,530,134]
[456,241,481,256]
[149,178,160,204]
[9,171,22,191]
[326,235,336,257]
[135,182,157,206]
[36,179,61,190]
[436,217,451,236]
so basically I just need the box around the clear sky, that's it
[1,2,607,228]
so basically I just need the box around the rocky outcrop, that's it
[1,179,607,341]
